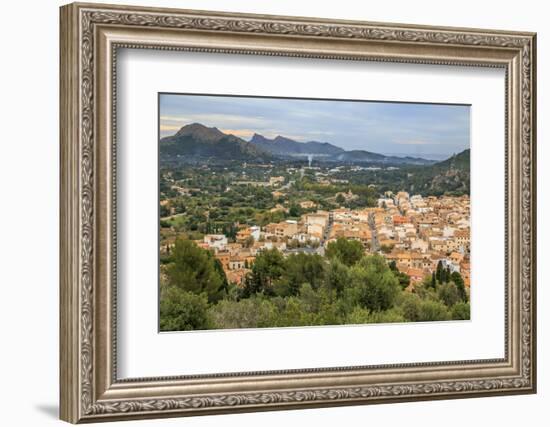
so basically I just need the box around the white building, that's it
[203,234,228,250]
[443,226,457,237]
[250,226,261,241]
[411,239,429,253]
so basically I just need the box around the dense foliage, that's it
[160,238,469,331]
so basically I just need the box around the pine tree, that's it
[436,261,444,283]
[166,239,226,303]
[451,271,468,302]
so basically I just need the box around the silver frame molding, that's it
[60,2,536,423]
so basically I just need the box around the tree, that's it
[349,255,401,312]
[431,271,437,289]
[315,289,344,325]
[159,287,211,331]
[288,203,302,217]
[299,283,322,313]
[346,306,372,325]
[213,258,229,294]
[367,308,405,324]
[160,203,170,218]
[242,249,285,297]
[438,282,461,307]
[208,297,278,329]
[450,271,468,302]
[391,268,410,290]
[277,297,311,327]
[165,239,226,303]
[335,193,346,205]
[399,292,422,322]
[417,300,451,321]
[451,302,470,320]
[444,266,451,283]
[278,253,326,296]
[436,260,444,283]
[326,238,364,267]
[324,258,350,297]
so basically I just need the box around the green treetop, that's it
[326,237,364,267]
[165,238,226,303]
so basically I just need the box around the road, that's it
[368,212,380,253]
[316,212,334,256]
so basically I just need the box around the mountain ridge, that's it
[160,123,446,166]
[433,148,470,170]
[250,133,344,157]
[160,123,268,161]
[249,132,434,165]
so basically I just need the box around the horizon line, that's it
[160,121,470,160]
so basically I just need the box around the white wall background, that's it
[0,0,545,426]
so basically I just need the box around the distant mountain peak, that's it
[176,122,207,133]
[273,135,290,141]
[251,133,344,156]
[250,133,270,143]
[161,123,268,161]
[175,123,224,141]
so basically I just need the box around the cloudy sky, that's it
[159,93,470,160]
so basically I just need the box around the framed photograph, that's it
[60,2,537,423]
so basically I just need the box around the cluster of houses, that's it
[375,192,470,288]
[189,191,470,290]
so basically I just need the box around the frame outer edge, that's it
[529,33,537,393]
[60,3,81,424]
[59,2,537,422]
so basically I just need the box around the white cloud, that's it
[160,114,268,128]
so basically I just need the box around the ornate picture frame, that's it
[60,2,536,423]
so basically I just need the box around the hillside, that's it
[250,133,344,157]
[432,148,470,170]
[250,132,433,165]
[160,123,268,161]
[406,149,470,195]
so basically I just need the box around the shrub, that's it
[349,255,400,312]
[438,282,461,307]
[208,297,278,329]
[417,300,451,322]
[451,302,471,320]
[159,287,211,331]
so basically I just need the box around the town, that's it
[160,163,470,296]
